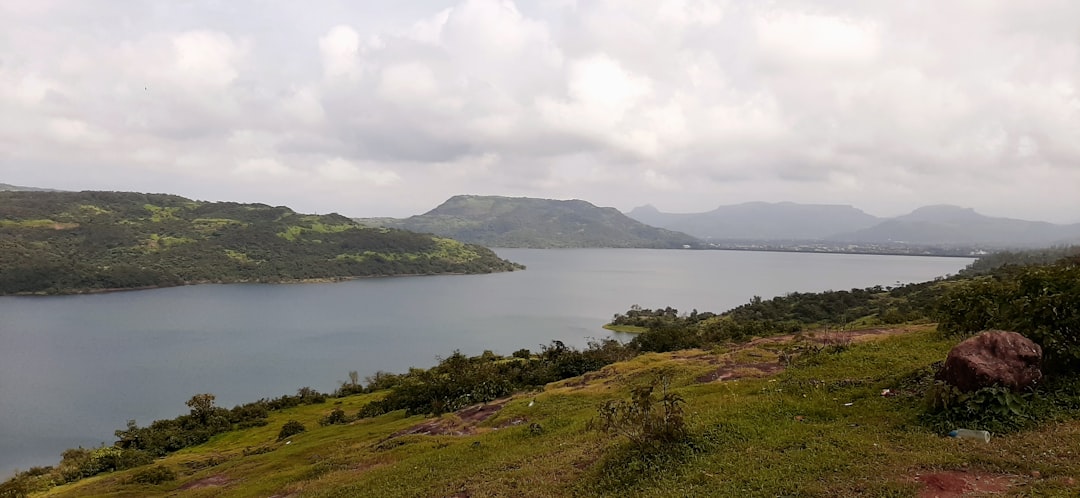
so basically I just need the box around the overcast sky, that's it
[2,1,1078,223]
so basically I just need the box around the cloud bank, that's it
[1,0,1078,222]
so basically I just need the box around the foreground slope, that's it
[358,195,700,248]
[34,327,1080,497]
[0,191,521,295]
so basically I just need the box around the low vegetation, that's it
[4,249,1080,497]
[0,191,522,295]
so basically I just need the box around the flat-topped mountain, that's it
[0,191,521,295]
[358,195,699,248]
[627,202,881,241]
[830,205,1080,247]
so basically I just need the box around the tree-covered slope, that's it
[0,191,521,295]
[358,195,700,248]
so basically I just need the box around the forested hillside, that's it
[0,191,521,295]
[357,195,700,248]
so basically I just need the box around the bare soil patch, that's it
[694,327,916,384]
[696,361,785,383]
[178,474,234,491]
[915,470,1012,497]
[389,398,511,439]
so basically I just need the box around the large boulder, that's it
[937,330,1042,392]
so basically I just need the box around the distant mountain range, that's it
[628,202,1080,248]
[628,202,880,241]
[356,195,699,249]
[0,183,59,192]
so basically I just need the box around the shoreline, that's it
[3,268,523,297]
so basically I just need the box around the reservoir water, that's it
[0,249,971,475]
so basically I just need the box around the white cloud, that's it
[0,0,1078,222]
[319,25,362,79]
[756,11,881,67]
[317,158,402,186]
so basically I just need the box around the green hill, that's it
[0,191,521,295]
[357,195,700,248]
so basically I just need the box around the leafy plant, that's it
[923,382,1034,433]
[591,378,688,448]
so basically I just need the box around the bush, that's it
[922,382,1035,434]
[320,408,349,426]
[277,420,306,441]
[936,258,1080,373]
[129,465,176,485]
[591,378,688,448]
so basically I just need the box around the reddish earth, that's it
[915,470,1012,497]
[388,398,510,439]
[695,328,915,383]
[178,474,234,490]
[696,361,785,383]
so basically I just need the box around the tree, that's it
[185,393,216,424]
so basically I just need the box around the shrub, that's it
[320,408,348,426]
[129,465,176,485]
[936,258,1080,373]
[591,378,687,448]
[277,420,306,441]
[922,382,1034,434]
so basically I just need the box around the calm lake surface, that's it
[0,249,971,475]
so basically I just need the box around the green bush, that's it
[277,420,306,441]
[936,257,1080,372]
[591,378,687,448]
[923,382,1034,433]
[129,465,176,485]
[320,408,349,426]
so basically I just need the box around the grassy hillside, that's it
[0,191,522,295]
[357,195,700,248]
[19,326,1080,497]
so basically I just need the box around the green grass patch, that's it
[143,204,181,222]
[602,324,648,334]
[0,219,74,228]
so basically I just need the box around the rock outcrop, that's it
[937,330,1042,392]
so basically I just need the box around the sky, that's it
[1,1,1078,223]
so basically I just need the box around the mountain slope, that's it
[359,195,699,248]
[829,205,1080,247]
[0,191,521,295]
[627,202,881,240]
[0,183,58,192]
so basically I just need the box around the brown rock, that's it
[937,330,1042,392]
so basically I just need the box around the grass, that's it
[36,326,1080,497]
[602,324,648,334]
[0,219,77,229]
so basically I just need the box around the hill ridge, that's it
[358,195,700,249]
[0,190,521,295]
